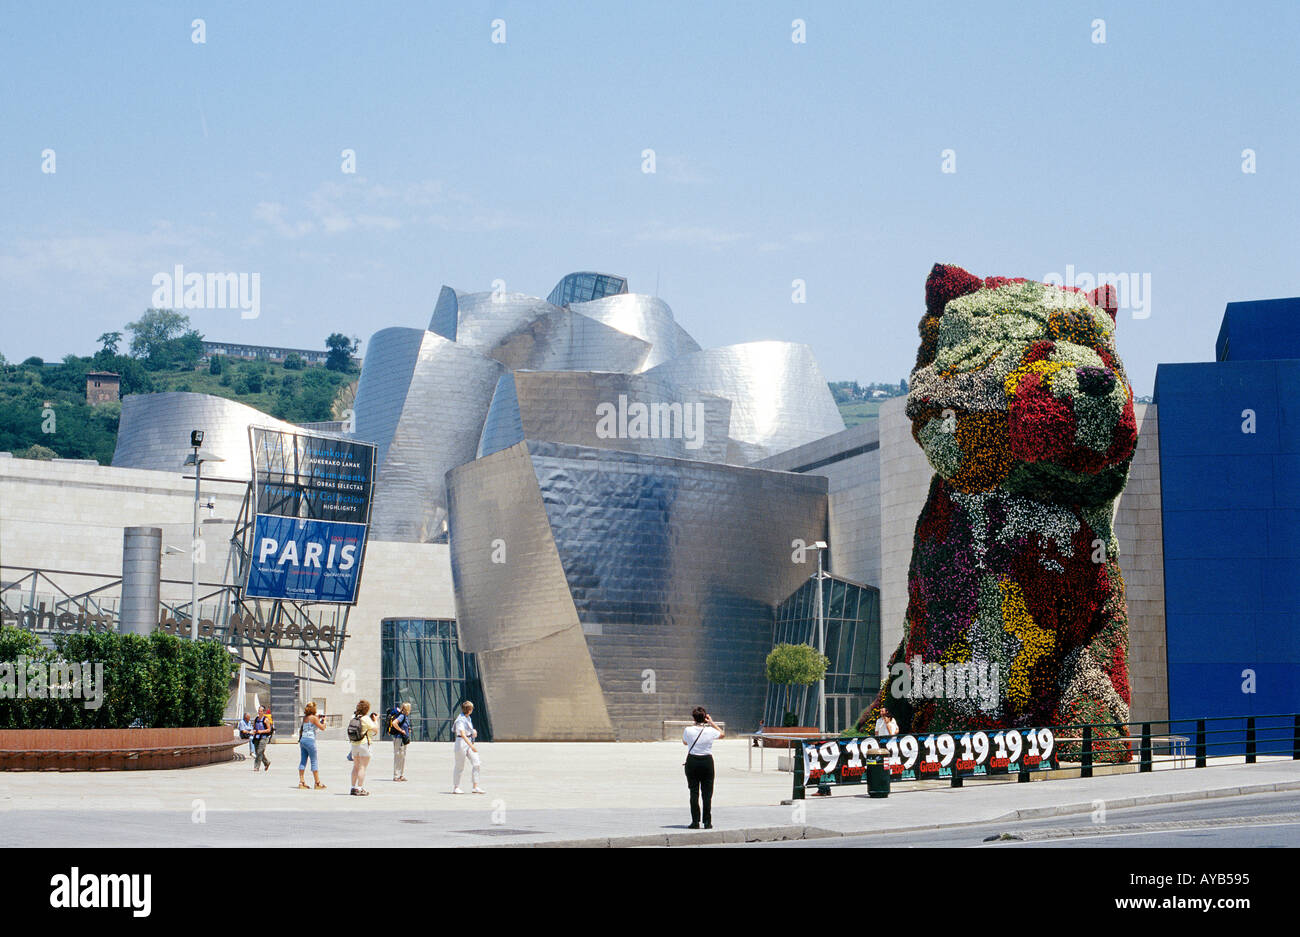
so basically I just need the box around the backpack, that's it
[346,716,364,742]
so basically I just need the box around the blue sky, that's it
[3,1,1298,394]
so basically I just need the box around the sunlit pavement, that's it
[1,739,1296,847]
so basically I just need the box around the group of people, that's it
[241,699,731,829]
[236,707,275,771]
[240,699,484,797]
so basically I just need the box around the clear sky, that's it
[3,1,1298,394]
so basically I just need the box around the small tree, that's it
[16,443,58,460]
[208,353,223,375]
[98,331,123,356]
[325,333,359,372]
[765,643,829,726]
[283,352,304,371]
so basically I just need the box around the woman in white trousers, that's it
[452,701,484,794]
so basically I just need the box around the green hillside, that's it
[837,400,881,427]
[0,312,358,465]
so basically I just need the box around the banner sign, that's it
[244,514,367,604]
[802,728,1058,787]
[245,427,376,605]
[250,427,375,524]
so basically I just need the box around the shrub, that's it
[0,626,235,729]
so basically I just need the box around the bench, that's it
[753,727,821,750]
[746,728,824,772]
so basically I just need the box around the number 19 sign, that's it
[802,728,1057,787]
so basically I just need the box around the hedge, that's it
[0,626,235,729]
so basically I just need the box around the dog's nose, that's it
[1076,366,1116,397]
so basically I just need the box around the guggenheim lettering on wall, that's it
[243,428,376,604]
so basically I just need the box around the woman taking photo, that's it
[297,702,327,790]
[682,706,723,829]
[348,699,380,796]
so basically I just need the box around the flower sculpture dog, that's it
[862,264,1136,759]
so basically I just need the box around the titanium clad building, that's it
[447,441,829,740]
[112,391,318,479]
[351,327,506,542]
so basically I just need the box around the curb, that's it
[484,778,1300,847]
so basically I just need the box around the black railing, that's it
[792,713,1300,799]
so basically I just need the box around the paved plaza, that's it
[1,739,1297,847]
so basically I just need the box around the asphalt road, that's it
[722,789,1300,848]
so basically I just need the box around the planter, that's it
[756,726,821,749]
[0,726,242,771]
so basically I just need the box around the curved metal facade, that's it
[476,370,732,463]
[112,391,308,479]
[429,290,651,373]
[447,440,829,739]
[353,327,506,543]
[645,341,846,462]
[568,293,701,371]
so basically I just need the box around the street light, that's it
[183,432,224,642]
[813,540,828,734]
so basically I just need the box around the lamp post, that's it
[183,431,224,642]
[814,540,828,734]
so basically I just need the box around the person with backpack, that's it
[297,701,327,790]
[389,702,411,782]
[252,706,273,772]
[347,700,380,796]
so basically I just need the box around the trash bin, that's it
[865,758,890,798]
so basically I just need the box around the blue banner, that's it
[244,514,367,603]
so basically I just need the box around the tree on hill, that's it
[125,309,204,371]
[16,444,58,460]
[98,332,123,355]
[325,333,359,373]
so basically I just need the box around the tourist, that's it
[237,712,254,758]
[252,706,273,771]
[874,706,899,738]
[298,702,327,790]
[682,706,723,829]
[452,701,484,794]
[348,700,379,796]
[390,701,411,781]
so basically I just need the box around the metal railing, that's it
[791,713,1300,799]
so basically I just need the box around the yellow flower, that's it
[999,579,1055,709]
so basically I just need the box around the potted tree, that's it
[762,642,829,749]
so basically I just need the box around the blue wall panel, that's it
[1157,355,1300,730]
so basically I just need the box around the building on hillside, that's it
[85,371,119,406]
[201,341,358,367]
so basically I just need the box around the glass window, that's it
[380,619,491,742]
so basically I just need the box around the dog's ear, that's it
[916,263,983,370]
[1088,284,1119,323]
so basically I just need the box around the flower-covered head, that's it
[907,263,1136,507]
